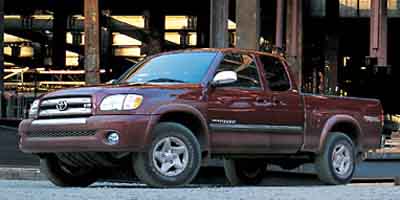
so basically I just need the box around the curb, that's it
[0,167,45,181]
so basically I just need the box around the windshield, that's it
[121,52,217,84]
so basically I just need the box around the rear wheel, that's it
[224,159,267,186]
[40,155,98,187]
[315,132,356,185]
[133,122,201,187]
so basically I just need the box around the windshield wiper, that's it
[145,78,186,83]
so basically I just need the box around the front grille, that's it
[28,130,97,138]
[39,97,92,118]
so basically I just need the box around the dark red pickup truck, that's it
[19,48,383,187]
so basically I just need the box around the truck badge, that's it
[56,100,68,111]
[211,119,237,124]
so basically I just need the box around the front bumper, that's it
[19,115,154,153]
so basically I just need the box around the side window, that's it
[216,53,261,89]
[259,55,291,91]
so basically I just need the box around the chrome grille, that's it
[28,130,97,138]
[39,97,92,118]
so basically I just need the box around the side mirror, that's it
[211,71,237,87]
[107,79,117,85]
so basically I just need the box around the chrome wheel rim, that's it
[331,144,353,178]
[152,137,189,177]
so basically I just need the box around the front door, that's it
[257,55,305,152]
[208,52,277,153]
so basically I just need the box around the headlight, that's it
[100,94,143,111]
[29,99,40,118]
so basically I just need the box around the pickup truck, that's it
[19,48,383,187]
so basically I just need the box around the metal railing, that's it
[0,68,94,119]
[3,92,36,119]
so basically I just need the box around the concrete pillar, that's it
[275,0,284,50]
[324,0,339,94]
[197,10,210,47]
[71,31,82,46]
[0,0,4,117]
[52,9,67,68]
[10,44,21,57]
[236,0,260,50]
[143,10,165,55]
[101,10,112,80]
[84,0,100,84]
[324,35,339,93]
[370,0,388,66]
[286,0,303,87]
[210,0,229,48]
[179,31,189,48]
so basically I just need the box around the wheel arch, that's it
[147,104,210,157]
[319,114,363,153]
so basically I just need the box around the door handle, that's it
[256,97,266,103]
[271,96,284,106]
[256,97,272,106]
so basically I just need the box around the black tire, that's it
[315,132,356,185]
[133,122,201,187]
[40,155,98,187]
[224,159,267,186]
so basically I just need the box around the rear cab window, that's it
[259,55,291,92]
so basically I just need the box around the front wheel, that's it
[40,156,98,187]
[133,122,201,187]
[224,159,267,186]
[315,132,356,185]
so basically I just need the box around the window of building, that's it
[388,0,400,16]
[310,0,326,17]
[340,0,371,17]
[311,0,400,18]
[338,0,400,17]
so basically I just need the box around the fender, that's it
[318,114,363,152]
[143,103,210,151]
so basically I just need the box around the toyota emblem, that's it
[56,100,68,111]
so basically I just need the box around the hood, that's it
[40,83,205,115]
[42,86,105,98]
[41,83,203,99]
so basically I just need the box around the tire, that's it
[224,159,267,186]
[40,155,98,187]
[315,132,356,185]
[133,122,201,187]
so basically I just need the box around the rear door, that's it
[207,52,277,153]
[257,55,305,152]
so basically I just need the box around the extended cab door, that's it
[257,55,305,152]
[207,52,277,153]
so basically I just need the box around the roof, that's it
[151,48,284,60]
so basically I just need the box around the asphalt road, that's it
[0,180,398,200]
[0,126,38,167]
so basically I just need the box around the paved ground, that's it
[0,126,38,167]
[0,180,398,200]
[1,124,400,199]
[2,125,400,180]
